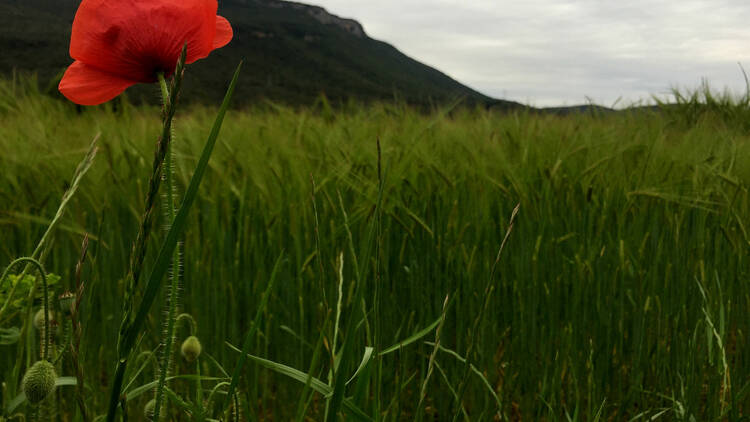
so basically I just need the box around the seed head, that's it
[59,291,76,316]
[180,336,202,362]
[22,360,57,404]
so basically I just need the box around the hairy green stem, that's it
[106,46,187,422]
[153,71,182,421]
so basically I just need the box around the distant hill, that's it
[0,0,524,108]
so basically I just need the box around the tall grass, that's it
[1,76,750,420]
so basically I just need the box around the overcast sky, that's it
[311,0,750,107]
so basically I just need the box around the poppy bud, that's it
[59,291,76,316]
[180,336,202,362]
[22,360,57,404]
[144,398,156,420]
[33,309,55,331]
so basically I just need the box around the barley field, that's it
[1,77,749,420]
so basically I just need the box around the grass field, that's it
[1,76,750,421]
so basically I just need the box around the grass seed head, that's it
[22,360,56,404]
[180,335,202,362]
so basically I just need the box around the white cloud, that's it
[310,0,750,106]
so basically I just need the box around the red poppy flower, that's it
[59,0,233,106]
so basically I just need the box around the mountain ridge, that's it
[0,0,527,109]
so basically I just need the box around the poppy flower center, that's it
[139,51,179,81]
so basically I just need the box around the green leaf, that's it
[125,375,225,401]
[346,347,374,386]
[379,315,442,356]
[6,377,77,413]
[225,342,373,421]
[0,327,20,345]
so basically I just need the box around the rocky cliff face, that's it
[228,0,366,37]
[300,4,365,38]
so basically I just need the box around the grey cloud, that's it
[313,0,750,106]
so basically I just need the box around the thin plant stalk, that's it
[106,46,187,422]
[373,137,383,418]
[153,71,183,421]
[415,294,450,422]
[71,235,90,422]
[451,203,519,421]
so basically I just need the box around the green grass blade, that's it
[125,375,225,400]
[295,315,331,421]
[415,294,451,422]
[425,342,503,417]
[346,346,374,386]
[379,314,443,356]
[326,157,388,422]
[225,342,373,421]
[219,252,284,414]
[6,377,78,413]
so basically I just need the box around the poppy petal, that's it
[213,16,233,50]
[59,61,137,106]
[70,0,219,80]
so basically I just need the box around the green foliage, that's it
[0,273,60,315]
[655,78,750,130]
[2,78,750,420]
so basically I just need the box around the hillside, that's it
[0,0,522,108]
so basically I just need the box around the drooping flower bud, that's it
[180,336,202,362]
[59,291,76,316]
[22,360,57,404]
[33,309,54,331]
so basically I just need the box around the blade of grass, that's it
[346,347,374,386]
[379,306,450,356]
[125,375,225,400]
[425,342,502,418]
[225,342,373,421]
[415,294,450,422]
[451,203,518,421]
[217,252,284,416]
[325,156,389,422]
[295,314,331,421]
[6,377,78,414]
